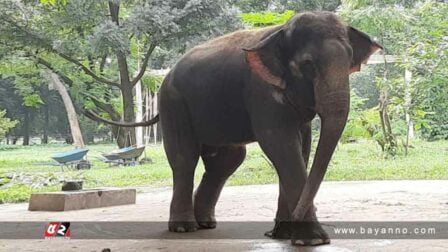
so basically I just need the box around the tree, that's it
[0,68,44,145]
[0,0,240,147]
[45,70,85,147]
[0,110,17,140]
[339,1,411,156]
[0,77,22,143]
[339,0,448,154]
[404,1,448,140]
[1,59,106,145]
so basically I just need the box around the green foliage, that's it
[232,0,271,12]
[0,184,58,204]
[22,94,44,107]
[340,0,448,146]
[142,75,164,92]
[0,58,46,108]
[350,65,380,108]
[0,110,17,139]
[341,90,370,142]
[0,0,447,148]
[405,1,448,140]
[89,20,130,55]
[343,106,383,144]
[1,141,448,203]
[234,0,342,13]
[0,0,241,146]
[240,10,295,26]
[40,0,67,6]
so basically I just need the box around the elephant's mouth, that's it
[282,90,317,122]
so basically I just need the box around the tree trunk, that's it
[135,45,144,146]
[378,41,397,157]
[134,79,143,146]
[379,89,396,156]
[23,107,30,146]
[46,70,85,148]
[108,1,135,147]
[404,69,413,156]
[120,82,136,147]
[117,51,135,147]
[42,104,49,144]
[111,126,127,148]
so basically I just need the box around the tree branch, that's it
[83,92,121,121]
[36,56,121,120]
[36,57,74,86]
[108,1,131,88]
[99,54,108,74]
[1,16,120,87]
[52,50,120,87]
[130,42,157,86]
[108,2,120,25]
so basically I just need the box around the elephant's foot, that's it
[196,217,217,229]
[291,221,330,246]
[168,220,198,233]
[264,219,291,239]
[194,209,217,229]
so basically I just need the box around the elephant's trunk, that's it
[292,89,350,221]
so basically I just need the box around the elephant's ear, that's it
[348,27,383,74]
[243,28,286,89]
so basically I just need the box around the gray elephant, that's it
[88,11,381,245]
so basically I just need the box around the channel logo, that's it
[44,222,71,239]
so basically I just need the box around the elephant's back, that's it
[158,27,283,145]
[168,25,283,92]
[191,25,283,52]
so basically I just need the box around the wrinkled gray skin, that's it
[94,11,381,246]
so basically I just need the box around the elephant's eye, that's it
[299,59,316,80]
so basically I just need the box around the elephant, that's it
[87,11,382,245]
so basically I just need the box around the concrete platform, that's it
[28,188,136,211]
[0,180,447,251]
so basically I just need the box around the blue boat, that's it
[52,148,89,164]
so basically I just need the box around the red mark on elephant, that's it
[246,51,285,89]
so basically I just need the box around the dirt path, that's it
[0,180,447,251]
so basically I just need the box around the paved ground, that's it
[0,180,447,251]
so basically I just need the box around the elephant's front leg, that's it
[255,125,329,245]
[265,122,320,239]
[264,184,292,239]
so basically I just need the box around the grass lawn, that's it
[0,140,447,203]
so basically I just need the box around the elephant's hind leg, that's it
[194,145,246,228]
[161,90,200,233]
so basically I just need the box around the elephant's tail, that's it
[84,110,159,127]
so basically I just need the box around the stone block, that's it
[28,188,136,211]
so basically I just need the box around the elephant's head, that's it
[244,12,382,223]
